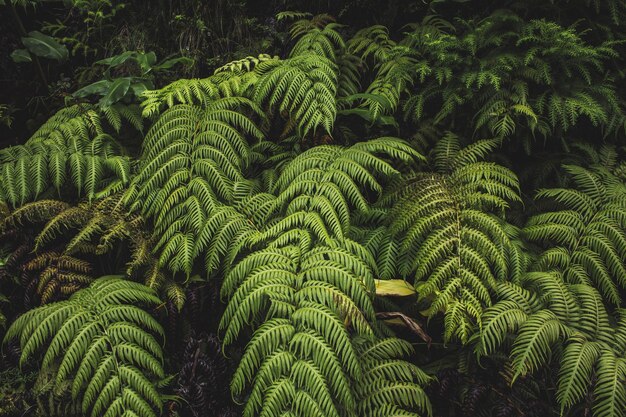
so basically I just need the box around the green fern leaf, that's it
[3,276,165,417]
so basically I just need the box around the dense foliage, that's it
[1,1,625,416]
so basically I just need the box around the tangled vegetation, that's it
[0,1,625,416]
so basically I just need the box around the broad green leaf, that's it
[98,78,132,108]
[137,52,157,74]
[73,80,113,98]
[152,57,194,72]
[130,81,153,97]
[21,31,68,61]
[96,51,136,68]
[10,49,32,63]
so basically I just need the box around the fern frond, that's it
[354,336,432,416]
[287,13,336,39]
[222,239,429,417]
[525,164,626,305]
[510,309,567,381]
[0,105,129,205]
[3,276,164,417]
[290,23,345,60]
[219,135,430,416]
[556,341,600,413]
[140,71,259,118]
[388,134,519,342]
[254,55,338,137]
[215,54,279,74]
[348,25,396,62]
[592,349,626,417]
[131,98,263,276]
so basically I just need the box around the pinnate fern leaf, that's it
[388,134,520,342]
[3,276,165,417]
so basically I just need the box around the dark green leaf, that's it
[21,31,68,61]
[98,78,132,108]
[152,57,194,72]
[73,80,113,98]
[10,49,32,63]
[137,52,157,74]
[130,81,152,97]
[96,51,136,68]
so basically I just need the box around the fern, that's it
[346,25,412,122]
[1,207,94,304]
[222,240,431,417]
[286,13,336,39]
[23,251,94,304]
[289,22,345,60]
[215,54,279,74]
[348,25,396,63]
[220,138,430,417]
[482,280,626,417]
[3,7,626,417]
[140,71,260,118]
[593,349,626,417]
[353,336,432,416]
[268,138,423,243]
[386,133,520,342]
[3,276,165,417]
[3,195,162,293]
[377,11,626,146]
[556,340,601,412]
[0,105,130,205]
[478,162,626,417]
[254,55,338,138]
[129,97,264,276]
[101,104,144,133]
[524,164,626,305]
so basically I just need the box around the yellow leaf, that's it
[374,279,416,297]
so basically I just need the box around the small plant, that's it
[0,104,15,128]
[72,50,192,109]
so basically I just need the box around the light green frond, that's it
[527,164,626,306]
[592,350,626,417]
[510,310,567,381]
[387,134,519,342]
[478,300,529,355]
[140,71,258,118]
[556,341,601,413]
[0,105,128,206]
[131,98,263,277]
[254,55,338,137]
[3,277,164,417]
